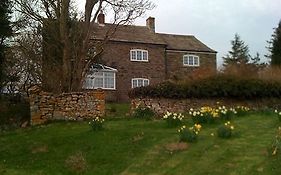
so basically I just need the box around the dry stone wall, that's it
[29,86,105,125]
[131,98,281,116]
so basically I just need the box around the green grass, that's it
[0,109,281,174]
[105,102,130,118]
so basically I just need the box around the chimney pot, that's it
[146,17,155,32]
[97,11,105,25]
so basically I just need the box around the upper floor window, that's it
[131,78,149,88]
[183,55,200,67]
[130,49,148,62]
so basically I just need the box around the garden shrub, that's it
[129,75,281,99]
[0,94,30,131]
[132,107,155,120]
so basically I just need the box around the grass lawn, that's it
[0,105,281,175]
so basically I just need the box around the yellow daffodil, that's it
[195,124,202,130]
[272,147,277,156]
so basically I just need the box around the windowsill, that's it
[84,88,116,90]
[183,64,200,67]
[130,60,149,62]
[94,88,116,90]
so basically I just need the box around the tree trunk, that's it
[60,0,71,92]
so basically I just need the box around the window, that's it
[183,55,200,66]
[84,71,116,90]
[130,49,148,62]
[131,78,149,88]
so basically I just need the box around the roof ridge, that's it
[100,22,148,28]
[157,33,195,37]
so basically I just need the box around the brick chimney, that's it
[146,17,155,32]
[97,11,105,25]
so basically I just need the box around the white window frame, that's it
[130,49,149,62]
[131,78,150,88]
[183,55,200,67]
[84,71,116,90]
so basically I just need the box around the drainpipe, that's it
[164,46,168,79]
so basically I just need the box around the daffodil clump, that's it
[271,127,281,156]
[274,110,281,122]
[178,124,202,143]
[218,106,237,121]
[163,112,184,127]
[217,121,235,139]
[189,107,220,124]
[89,117,105,131]
[235,106,250,116]
[188,105,250,123]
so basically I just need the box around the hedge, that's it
[128,75,281,99]
[0,94,30,131]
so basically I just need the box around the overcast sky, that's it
[77,0,281,68]
[133,0,281,67]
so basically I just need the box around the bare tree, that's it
[4,28,42,94]
[13,0,154,93]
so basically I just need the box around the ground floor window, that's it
[84,64,117,91]
[84,71,116,90]
[131,78,149,88]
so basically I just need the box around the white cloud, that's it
[142,0,281,65]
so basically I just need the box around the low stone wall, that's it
[131,98,281,116]
[29,86,105,125]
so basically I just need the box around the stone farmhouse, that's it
[83,13,217,102]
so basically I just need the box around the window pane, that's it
[94,72,103,77]
[93,72,103,88]
[183,56,188,65]
[143,51,148,60]
[132,79,138,88]
[143,79,149,86]
[188,56,194,65]
[104,72,114,89]
[137,79,143,87]
[137,51,142,60]
[84,77,93,89]
[194,57,199,66]
[131,50,136,60]
[94,77,103,88]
